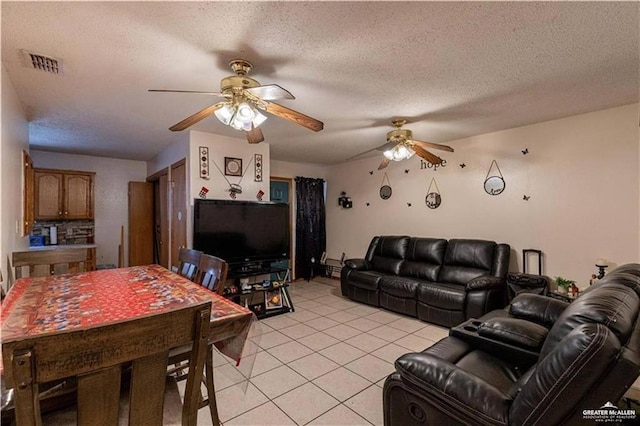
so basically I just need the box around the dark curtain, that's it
[295,177,326,280]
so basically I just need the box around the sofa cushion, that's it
[417,281,466,311]
[399,238,447,281]
[439,239,497,285]
[379,276,420,298]
[369,236,409,275]
[348,270,383,291]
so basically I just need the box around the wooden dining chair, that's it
[12,248,91,280]
[195,254,229,295]
[177,248,202,281]
[167,254,229,426]
[3,301,212,426]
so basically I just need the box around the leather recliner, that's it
[383,263,640,425]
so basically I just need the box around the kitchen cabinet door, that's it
[34,171,64,220]
[64,173,93,219]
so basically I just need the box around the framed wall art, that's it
[224,157,243,177]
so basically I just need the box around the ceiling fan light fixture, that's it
[214,104,234,125]
[252,109,267,128]
[383,149,394,160]
[235,102,256,123]
[384,144,415,161]
[219,102,267,131]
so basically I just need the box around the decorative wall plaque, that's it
[199,146,209,179]
[254,154,263,182]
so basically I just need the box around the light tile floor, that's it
[183,277,448,425]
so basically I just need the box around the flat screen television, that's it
[193,199,290,264]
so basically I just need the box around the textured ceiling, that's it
[2,2,638,164]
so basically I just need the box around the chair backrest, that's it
[12,249,90,279]
[509,267,640,425]
[3,301,212,426]
[195,254,228,295]
[177,248,202,281]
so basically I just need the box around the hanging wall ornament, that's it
[484,160,506,196]
[379,173,392,200]
[425,178,442,209]
[211,156,253,199]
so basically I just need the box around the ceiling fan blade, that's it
[375,141,398,152]
[378,157,390,170]
[264,102,324,132]
[169,102,226,132]
[413,146,444,165]
[345,146,382,161]
[149,89,225,97]
[412,139,454,152]
[245,84,295,101]
[245,127,265,144]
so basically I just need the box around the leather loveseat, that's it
[341,236,510,327]
[383,263,640,426]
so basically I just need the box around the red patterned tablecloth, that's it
[1,265,255,367]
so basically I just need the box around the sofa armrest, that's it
[509,294,569,328]
[395,353,510,425]
[478,317,549,350]
[344,258,369,271]
[466,275,505,292]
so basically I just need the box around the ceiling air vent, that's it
[23,50,61,74]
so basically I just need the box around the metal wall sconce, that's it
[338,192,353,209]
[595,258,608,279]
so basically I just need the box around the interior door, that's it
[270,177,294,278]
[128,182,154,266]
[170,160,187,270]
[152,172,169,268]
[23,151,34,236]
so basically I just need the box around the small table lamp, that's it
[595,258,608,279]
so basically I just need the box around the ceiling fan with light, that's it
[348,119,454,170]
[149,59,324,144]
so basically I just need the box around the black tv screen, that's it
[193,199,290,264]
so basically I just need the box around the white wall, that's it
[271,160,329,181]
[30,151,147,266]
[325,104,640,288]
[146,134,189,177]
[1,65,30,288]
[189,131,271,203]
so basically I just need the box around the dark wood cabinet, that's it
[34,169,94,220]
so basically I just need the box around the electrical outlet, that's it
[15,221,20,234]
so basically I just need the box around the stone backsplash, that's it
[32,220,95,245]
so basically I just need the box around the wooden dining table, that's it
[1,264,258,421]
[1,264,255,363]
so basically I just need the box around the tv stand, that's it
[228,259,287,278]
[224,260,294,319]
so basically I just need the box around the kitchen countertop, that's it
[29,244,97,251]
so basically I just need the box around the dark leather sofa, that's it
[383,263,640,425]
[341,236,511,327]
